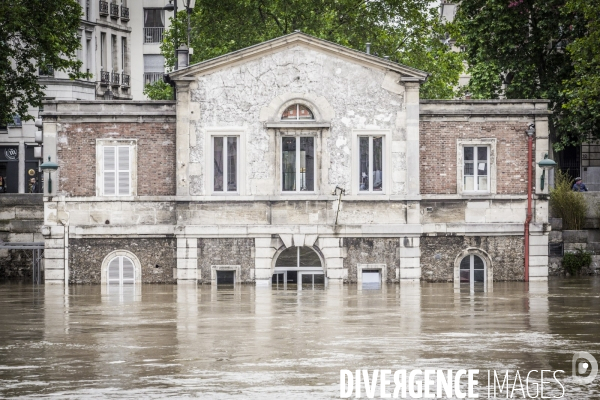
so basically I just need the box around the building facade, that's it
[40,33,552,287]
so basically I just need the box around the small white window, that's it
[358,136,384,192]
[213,136,238,192]
[281,136,315,192]
[107,256,135,285]
[281,104,314,120]
[463,146,489,192]
[97,140,136,197]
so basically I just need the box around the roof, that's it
[169,31,429,81]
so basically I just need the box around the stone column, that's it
[175,81,191,196]
[399,236,421,282]
[402,79,421,198]
[176,237,198,284]
[42,217,66,285]
[318,237,347,285]
[529,231,549,281]
[254,236,281,286]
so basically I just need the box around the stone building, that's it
[40,32,552,288]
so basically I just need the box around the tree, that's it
[153,0,464,100]
[0,0,86,124]
[454,0,599,149]
[143,80,174,101]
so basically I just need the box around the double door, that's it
[272,268,325,290]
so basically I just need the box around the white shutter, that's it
[122,257,135,284]
[117,146,130,195]
[107,258,120,283]
[103,146,116,195]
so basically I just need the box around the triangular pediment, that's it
[169,32,429,81]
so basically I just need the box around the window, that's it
[213,136,238,192]
[100,32,107,70]
[459,254,485,283]
[107,256,135,285]
[359,136,383,192]
[282,136,314,192]
[281,104,314,120]
[463,146,488,192]
[144,8,165,43]
[143,54,164,85]
[121,37,127,71]
[97,140,136,196]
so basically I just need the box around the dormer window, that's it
[281,104,314,121]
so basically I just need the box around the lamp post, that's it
[538,154,557,191]
[164,0,195,70]
[39,156,59,195]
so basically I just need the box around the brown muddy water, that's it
[0,279,599,399]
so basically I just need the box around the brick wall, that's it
[57,122,176,196]
[420,121,532,194]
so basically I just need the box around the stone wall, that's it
[419,120,530,194]
[0,194,44,280]
[69,238,176,284]
[56,121,176,197]
[343,238,400,283]
[420,235,525,282]
[197,238,254,284]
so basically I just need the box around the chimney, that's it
[177,45,189,69]
[366,43,371,54]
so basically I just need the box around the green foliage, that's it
[143,80,174,100]
[160,0,464,99]
[549,170,587,230]
[562,248,592,275]
[454,0,600,149]
[0,0,88,124]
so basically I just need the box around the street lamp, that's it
[538,153,557,191]
[164,0,195,70]
[39,156,59,195]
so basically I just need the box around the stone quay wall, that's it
[197,238,255,284]
[344,238,401,283]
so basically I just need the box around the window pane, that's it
[282,137,296,191]
[359,137,369,191]
[464,176,474,191]
[460,256,471,269]
[474,270,484,282]
[213,137,223,191]
[103,146,116,195]
[275,247,297,267]
[373,137,383,191]
[464,147,474,161]
[477,147,487,161]
[300,137,314,191]
[227,137,237,191]
[473,255,484,269]
[299,246,321,267]
[302,274,313,284]
[298,105,314,120]
[281,105,297,120]
[464,161,474,176]
[478,176,488,191]
[460,270,470,283]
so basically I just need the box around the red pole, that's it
[524,132,533,282]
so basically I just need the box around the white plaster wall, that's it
[188,45,407,196]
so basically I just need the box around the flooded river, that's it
[0,279,599,399]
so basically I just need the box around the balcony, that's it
[110,2,119,19]
[144,72,164,86]
[121,73,130,88]
[100,71,110,85]
[99,0,108,16]
[144,27,164,44]
[111,72,120,86]
[120,6,129,21]
[39,65,54,77]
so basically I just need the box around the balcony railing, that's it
[144,72,164,86]
[99,0,108,16]
[111,71,120,86]
[110,2,119,18]
[100,70,110,85]
[121,73,130,88]
[144,27,164,44]
[39,65,54,77]
[120,6,129,21]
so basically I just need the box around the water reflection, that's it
[0,279,598,398]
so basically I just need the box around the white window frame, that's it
[205,128,246,196]
[352,130,391,195]
[211,135,239,194]
[100,250,142,285]
[280,135,316,193]
[96,139,137,197]
[457,138,497,195]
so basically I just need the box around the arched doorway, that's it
[273,246,325,290]
[459,254,485,284]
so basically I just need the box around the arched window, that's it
[273,246,324,290]
[281,104,314,121]
[107,256,136,285]
[459,254,485,283]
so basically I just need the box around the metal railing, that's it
[99,0,108,15]
[111,71,120,86]
[100,70,110,85]
[121,73,130,87]
[110,2,119,18]
[121,5,129,20]
[144,27,164,43]
[144,72,164,85]
[39,65,54,77]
